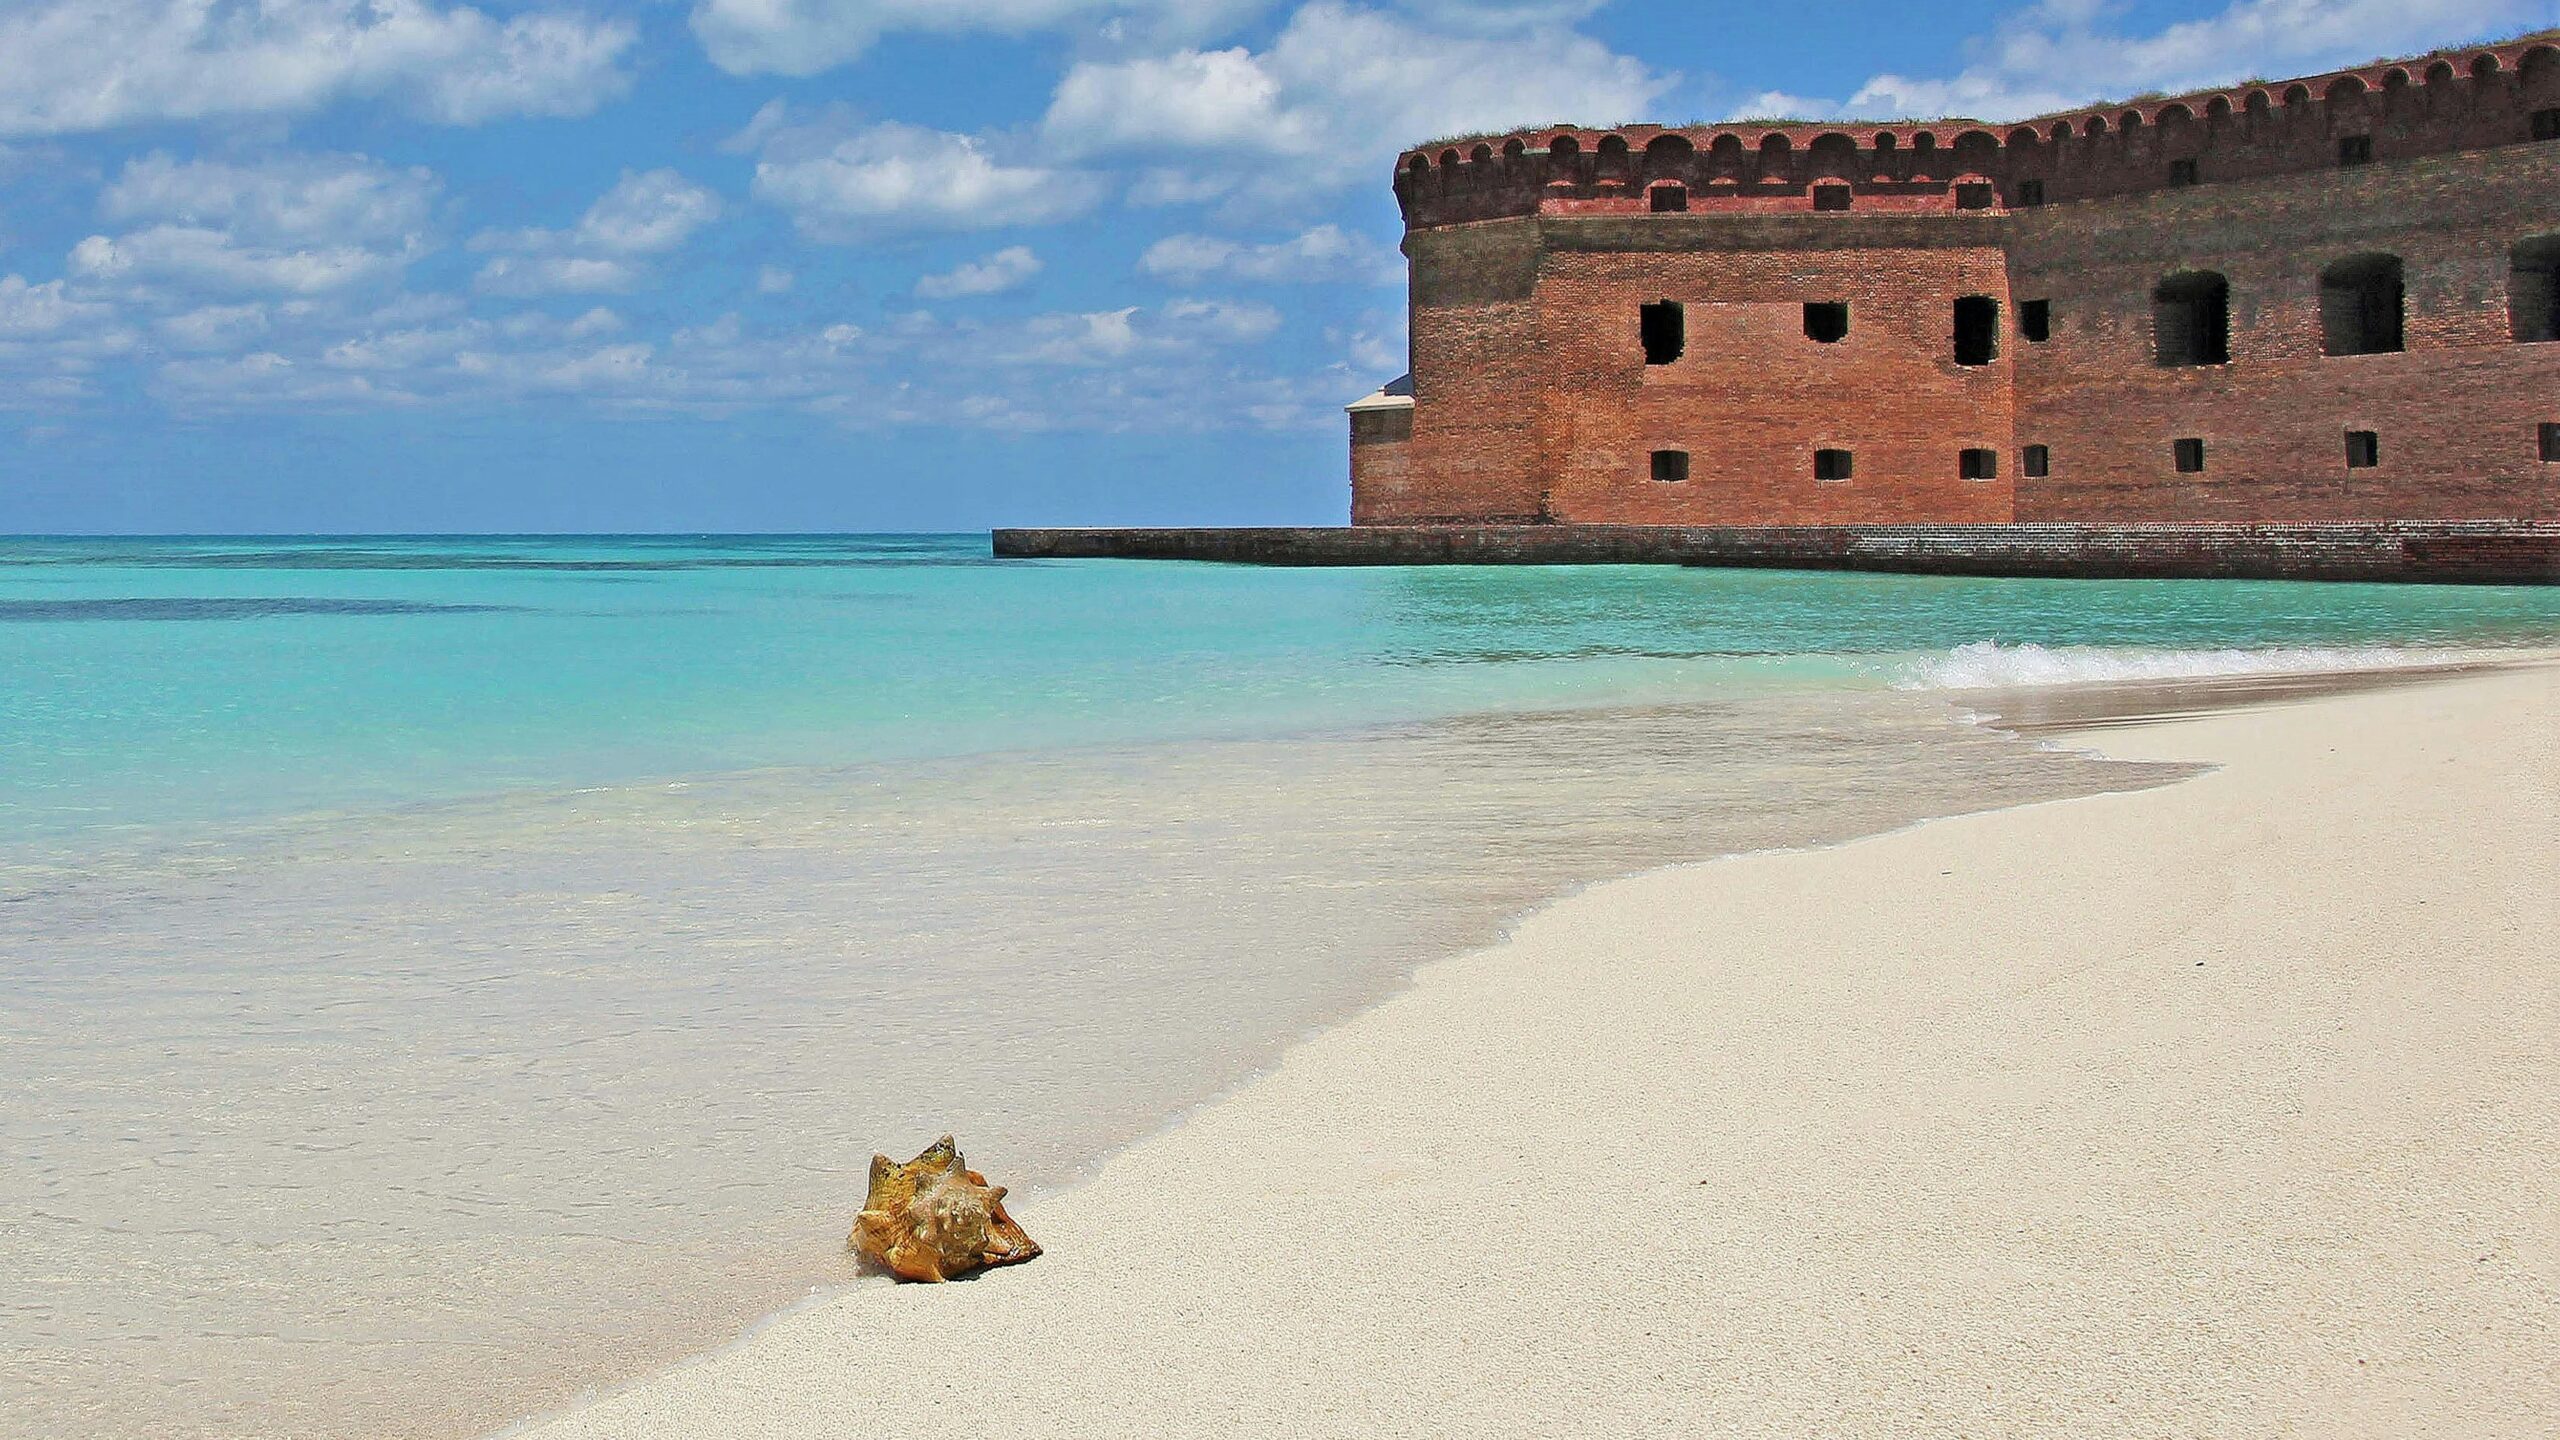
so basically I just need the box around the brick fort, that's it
[1001,34,2560,582]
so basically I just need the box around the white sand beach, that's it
[508,663,2558,1439]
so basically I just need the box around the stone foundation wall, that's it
[994,523,2560,585]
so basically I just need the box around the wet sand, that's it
[507,662,2559,1439]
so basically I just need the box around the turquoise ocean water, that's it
[5,535,2558,1440]
[9,534,2559,843]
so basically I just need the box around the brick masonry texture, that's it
[993,523,2560,585]
[1355,34,2560,532]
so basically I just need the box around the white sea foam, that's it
[1893,640,2487,691]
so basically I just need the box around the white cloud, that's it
[757,265,797,294]
[472,255,641,296]
[1723,90,1835,122]
[0,275,115,338]
[948,297,1284,364]
[157,350,412,407]
[916,245,1044,298]
[748,114,1104,238]
[470,169,722,295]
[1126,168,1238,207]
[159,303,273,351]
[1399,0,1608,27]
[437,315,874,410]
[103,153,442,248]
[1795,0,2545,122]
[688,0,1266,78]
[1160,296,1283,343]
[262,305,880,415]
[0,0,635,137]
[472,170,722,257]
[74,152,439,301]
[125,290,1344,429]
[1339,315,1405,376]
[323,321,485,371]
[72,226,418,296]
[1138,224,1398,284]
[1048,47,1308,155]
[459,340,658,394]
[1008,306,1145,365]
[1041,2,1671,191]
[0,275,137,408]
[573,170,725,254]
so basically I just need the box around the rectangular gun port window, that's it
[2321,254,2404,356]
[2512,236,2560,342]
[1803,303,1849,343]
[1812,183,1852,212]
[1953,296,1999,366]
[2020,299,2052,342]
[2345,430,2380,468]
[1639,300,1684,365]
[2153,270,2232,366]
[2015,179,2046,207]
[2174,437,2207,473]
[2338,135,2373,166]
[2542,424,2559,462]
[1954,182,1995,210]
[2532,109,2560,142]
[2022,444,2050,478]
[1650,449,1690,483]
[1959,447,1998,480]
[2169,158,2199,186]
[1650,184,1688,212]
[1814,448,1854,481]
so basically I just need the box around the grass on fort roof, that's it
[1718,115,1984,126]
[1410,115,1985,148]
[1407,124,1591,150]
[2378,23,2559,65]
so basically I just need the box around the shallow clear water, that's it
[3,536,2557,1440]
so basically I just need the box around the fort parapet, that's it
[1355,34,2560,529]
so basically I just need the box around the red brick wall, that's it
[1369,223,1548,523]
[1533,219,2016,524]
[2007,143,2560,521]
[1347,407,1414,524]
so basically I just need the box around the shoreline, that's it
[502,659,2558,1439]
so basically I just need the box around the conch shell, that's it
[850,1135,1041,1283]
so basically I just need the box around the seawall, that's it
[992,522,2560,584]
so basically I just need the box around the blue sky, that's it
[1,0,2551,532]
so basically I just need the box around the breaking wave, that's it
[1892,640,2489,690]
